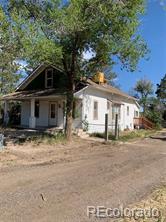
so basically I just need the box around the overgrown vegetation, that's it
[133,76,166,128]
[17,132,66,145]
[118,187,166,222]
[90,130,157,142]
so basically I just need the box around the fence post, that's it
[115,114,119,140]
[105,113,108,142]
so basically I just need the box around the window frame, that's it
[112,104,121,120]
[45,68,53,88]
[127,106,130,116]
[134,110,139,117]
[93,100,98,120]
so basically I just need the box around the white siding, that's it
[81,88,108,133]
[123,102,139,130]
[76,87,140,133]
[21,101,30,126]
[21,100,64,128]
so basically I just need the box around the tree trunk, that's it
[63,37,78,141]
[65,89,74,141]
[65,74,75,141]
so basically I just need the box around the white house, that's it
[2,64,140,133]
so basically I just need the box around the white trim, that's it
[135,101,140,108]
[74,86,89,96]
[88,85,138,102]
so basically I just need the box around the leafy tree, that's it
[0,6,21,95]
[156,74,166,105]
[156,74,166,123]
[134,78,153,114]
[5,0,148,140]
[146,97,163,128]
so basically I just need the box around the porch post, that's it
[4,100,9,126]
[29,99,36,128]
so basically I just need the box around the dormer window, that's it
[45,68,53,88]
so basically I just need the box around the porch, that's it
[1,89,83,130]
[20,99,65,129]
[1,89,66,129]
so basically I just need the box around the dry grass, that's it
[119,187,166,222]
[90,129,158,142]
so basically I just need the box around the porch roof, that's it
[1,89,67,101]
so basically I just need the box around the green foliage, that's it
[146,110,162,129]
[145,97,163,128]
[5,0,148,75]
[82,116,89,132]
[156,74,166,105]
[0,7,22,95]
[134,78,153,113]
[156,74,166,123]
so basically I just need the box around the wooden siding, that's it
[24,67,67,91]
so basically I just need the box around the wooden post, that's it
[115,114,119,140]
[29,99,36,128]
[105,113,108,142]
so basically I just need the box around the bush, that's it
[145,110,162,129]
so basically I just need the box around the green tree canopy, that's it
[156,74,166,104]
[0,6,21,95]
[4,0,148,140]
[134,78,153,113]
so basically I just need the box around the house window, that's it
[112,104,121,120]
[134,110,139,117]
[127,106,130,116]
[35,101,40,118]
[93,101,98,120]
[45,68,53,88]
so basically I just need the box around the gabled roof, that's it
[16,63,63,91]
[85,79,138,101]
[9,63,138,104]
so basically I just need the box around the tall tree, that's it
[5,0,147,140]
[156,74,166,123]
[0,6,21,95]
[134,78,153,114]
[156,74,166,105]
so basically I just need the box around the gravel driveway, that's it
[0,132,165,222]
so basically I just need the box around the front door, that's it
[49,102,58,126]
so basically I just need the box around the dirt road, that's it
[0,134,165,222]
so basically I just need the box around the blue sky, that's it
[114,0,166,93]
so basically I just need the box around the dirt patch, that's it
[0,137,113,168]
